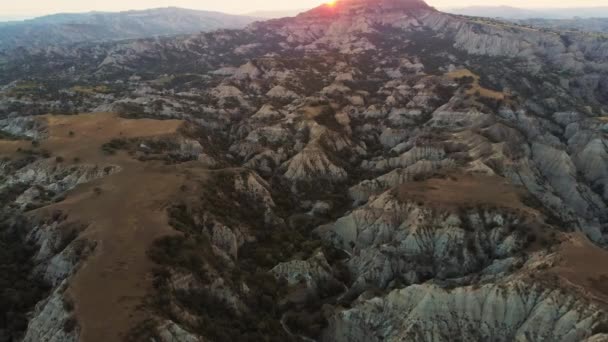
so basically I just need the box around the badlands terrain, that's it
[1,0,608,341]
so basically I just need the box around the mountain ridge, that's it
[0,7,260,51]
[447,5,608,19]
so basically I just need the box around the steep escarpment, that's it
[324,281,607,342]
[317,175,546,294]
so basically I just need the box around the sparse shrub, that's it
[527,233,537,244]
[63,316,77,333]
[412,173,427,182]
[102,138,129,155]
[591,315,608,335]
[456,76,475,85]
[54,194,67,203]
[62,296,74,312]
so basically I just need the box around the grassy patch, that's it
[446,69,505,100]
[71,85,110,95]
[7,81,43,97]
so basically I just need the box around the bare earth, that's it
[397,173,532,212]
[16,113,209,342]
[551,233,608,307]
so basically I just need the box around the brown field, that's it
[549,233,608,306]
[0,112,183,161]
[446,69,506,100]
[7,113,210,342]
[71,85,111,95]
[43,112,183,162]
[397,173,533,213]
[0,139,30,156]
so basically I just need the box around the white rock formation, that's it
[324,281,606,342]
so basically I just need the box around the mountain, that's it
[244,9,305,18]
[516,17,608,34]
[1,0,608,341]
[0,7,259,51]
[0,15,35,22]
[445,6,608,34]
[446,5,608,19]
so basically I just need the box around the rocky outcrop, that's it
[2,160,120,209]
[272,251,338,294]
[283,145,348,182]
[22,284,78,342]
[251,104,284,121]
[362,146,447,172]
[28,221,92,286]
[19,217,95,342]
[349,159,455,203]
[156,321,203,342]
[267,85,300,100]
[0,116,48,139]
[323,281,606,342]
[317,189,534,292]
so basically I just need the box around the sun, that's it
[326,0,338,7]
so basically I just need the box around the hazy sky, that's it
[1,0,607,17]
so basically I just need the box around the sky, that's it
[1,0,607,18]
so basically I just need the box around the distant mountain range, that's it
[516,17,608,34]
[0,7,259,51]
[0,15,35,22]
[244,9,304,18]
[445,5,608,19]
[441,6,608,34]
[3,4,607,53]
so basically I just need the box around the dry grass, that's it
[43,112,182,163]
[548,233,608,306]
[0,139,31,156]
[17,113,209,342]
[468,18,543,33]
[71,85,111,95]
[299,105,326,120]
[446,69,505,100]
[596,116,608,123]
[397,173,531,212]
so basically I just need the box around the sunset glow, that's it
[326,0,338,7]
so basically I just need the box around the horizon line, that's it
[2,3,608,22]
